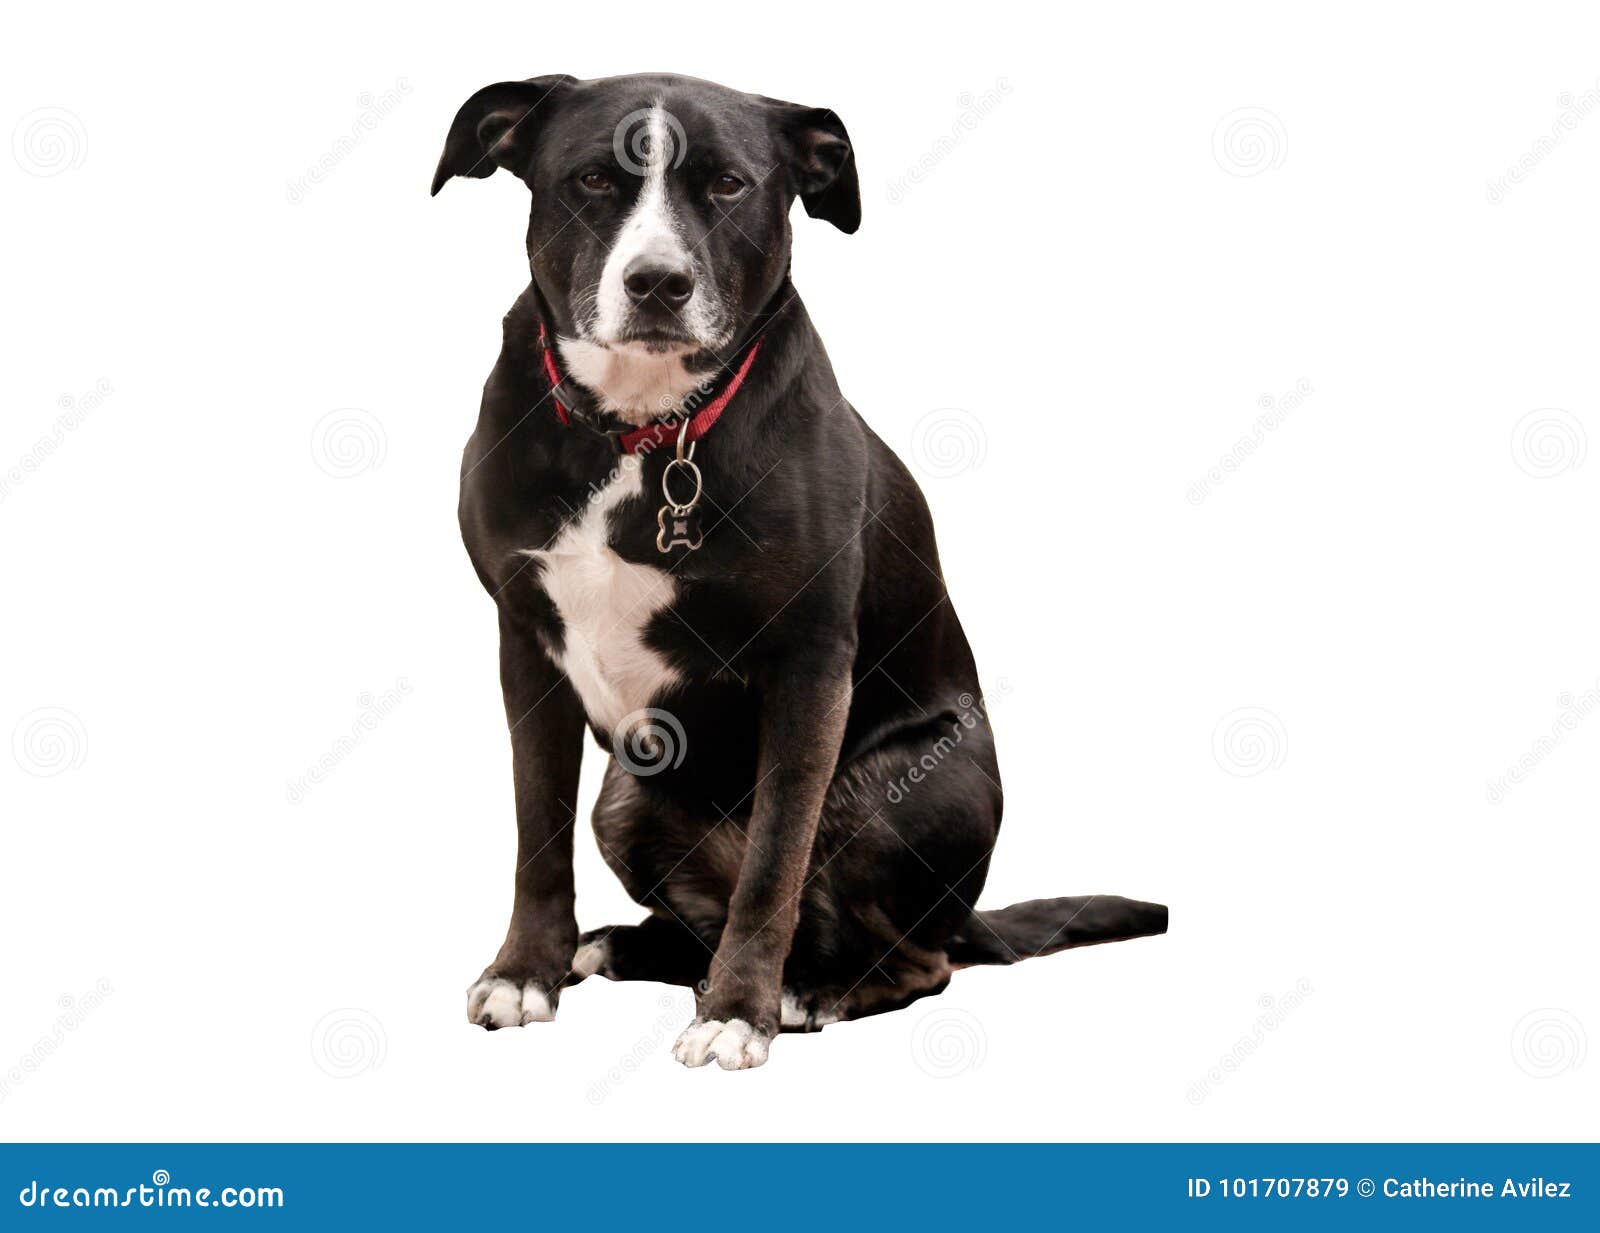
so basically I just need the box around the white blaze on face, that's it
[593,104,693,344]
[564,102,727,421]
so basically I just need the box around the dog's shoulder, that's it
[456,286,593,596]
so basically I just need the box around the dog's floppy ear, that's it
[431,75,574,196]
[772,103,860,234]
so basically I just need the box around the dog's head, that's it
[433,73,857,410]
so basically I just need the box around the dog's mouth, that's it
[611,325,700,355]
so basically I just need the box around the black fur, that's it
[436,73,1165,1058]
[946,896,1171,966]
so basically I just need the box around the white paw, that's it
[780,992,809,1029]
[466,977,555,1029]
[570,939,609,979]
[780,991,841,1031]
[672,1018,771,1070]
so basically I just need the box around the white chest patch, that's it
[519,459,680,734]
[556,335,708,425]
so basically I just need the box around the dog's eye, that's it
[710,174,746,199]
[578,170,613,194]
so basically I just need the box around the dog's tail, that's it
[944,894,1168,966]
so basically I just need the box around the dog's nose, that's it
[623,257,695,308]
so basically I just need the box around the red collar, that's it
[538,324,761,456]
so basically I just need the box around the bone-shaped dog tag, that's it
[656,448,705,554]
[656,503,703,553]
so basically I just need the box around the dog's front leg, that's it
[466,614,586,1029]
[673,655,853,1070]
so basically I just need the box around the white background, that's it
[2,1,1595,1142]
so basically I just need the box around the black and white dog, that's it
[433,72,1166,1070]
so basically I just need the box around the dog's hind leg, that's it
[780,914,954,1030]
[569,915,714,987]
[770,726,1001,1028]
[584,760,741,988]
